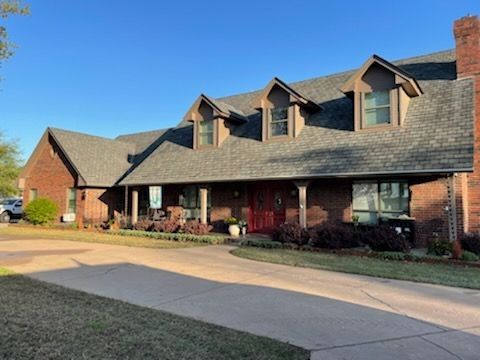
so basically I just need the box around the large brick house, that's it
[19,16,480,245]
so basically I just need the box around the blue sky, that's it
[1,0,479,160]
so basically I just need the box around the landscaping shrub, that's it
[240,239,283,249]
[461,250,479,262]
[427,238,453,256]
[152,219,181,233]
[111,229,225,245]
[24,198,58,225]
[133,219,154,231]
[309,222,357,249]
[363,225,410,253]
[461,233,480,255]
[182,220,213,235]
[374,251,407,261]
[272,223,309,245]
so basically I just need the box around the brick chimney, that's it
[454,15,480,233]
[454,15,480,78]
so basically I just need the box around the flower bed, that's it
[239,238,480,267]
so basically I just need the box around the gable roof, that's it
[340,54,423,96]
[48,128,135,187]
[183,94,248,124]
[252,77,323,111]
[118,49,474,186]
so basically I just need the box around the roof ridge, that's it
[116,128,170,140]
[216,48,454,102]
[49,127,128,144]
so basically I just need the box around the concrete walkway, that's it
[0,236,479,359]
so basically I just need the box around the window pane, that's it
[199,132,213,145]
[353,183,378,211]
[365,107,390,125]
[380,182,409,213]
[271,107,288,121]
[353,211,377,224]
[365,91,389,108]
[199,119,213,132]
[30,189,38,201]
[271,120,288,136]
[67,188,76,213]
[183,186,197,209]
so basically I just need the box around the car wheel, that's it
[0,211,11,223]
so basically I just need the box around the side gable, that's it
[19,130,84,189]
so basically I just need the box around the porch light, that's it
[233,190,240,198]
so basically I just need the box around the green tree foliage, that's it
[0,1,29,62]
[0,131,21,197]
[24,197,58,225]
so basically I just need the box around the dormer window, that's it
[270,107,289,136]
[254,77,322,142]
[364,91,390,127]
[183,94,247,150]
[199,119,214,145]
[341,55,423,131]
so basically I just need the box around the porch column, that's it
[200,187,208,224]
[131,189,139,225]
[294,181,310,229]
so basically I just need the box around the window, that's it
[352,181,408,224]
[270,107,289,136]
[198,119,214,146]
[29,189,38,202]
[67,188,76,213]
[179,185,211,220]
[364,91,390,126]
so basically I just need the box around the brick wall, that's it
[454,16,480,233]
[23,134,119,225]
[23,135,77,222]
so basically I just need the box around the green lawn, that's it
[0,267,308,359]
[231,247,480,290]
[0,226,202,249]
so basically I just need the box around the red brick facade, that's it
[23,134,118,225]
[23,135,78,222]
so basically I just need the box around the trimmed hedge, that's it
[111,229,226,245]
[240,239,283,249]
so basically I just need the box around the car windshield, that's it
[1,199,17,205]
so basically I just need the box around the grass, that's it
[0,267,308,359]
[231,247,480,290]
[0,226,202,249]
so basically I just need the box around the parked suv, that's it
[0,198,23,223]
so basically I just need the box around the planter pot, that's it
[228,224,241,237]
[241,227,247,236]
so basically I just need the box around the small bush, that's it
[374,251,406,261]
[133,219,154,231]
[273,223,309,245]
[427,238,453,256]
[309,222,357,249]
[240,239,283,249]
[363,225,410,253]
[182,220,213,235]
[461,250,479,262]
[461,233,480,255]
[24,198,58,225]
[152,219,181,233]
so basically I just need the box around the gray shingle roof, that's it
[49,128,135,187]
[119,49,475,186]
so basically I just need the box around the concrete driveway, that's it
[0,236,479,359]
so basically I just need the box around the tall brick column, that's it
[454,15,480,232]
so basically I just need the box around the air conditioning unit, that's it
[62,213,76,222]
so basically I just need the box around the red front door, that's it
[250,183,286,233]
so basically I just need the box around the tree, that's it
[0,131,21,197]
[0,0,29,63]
